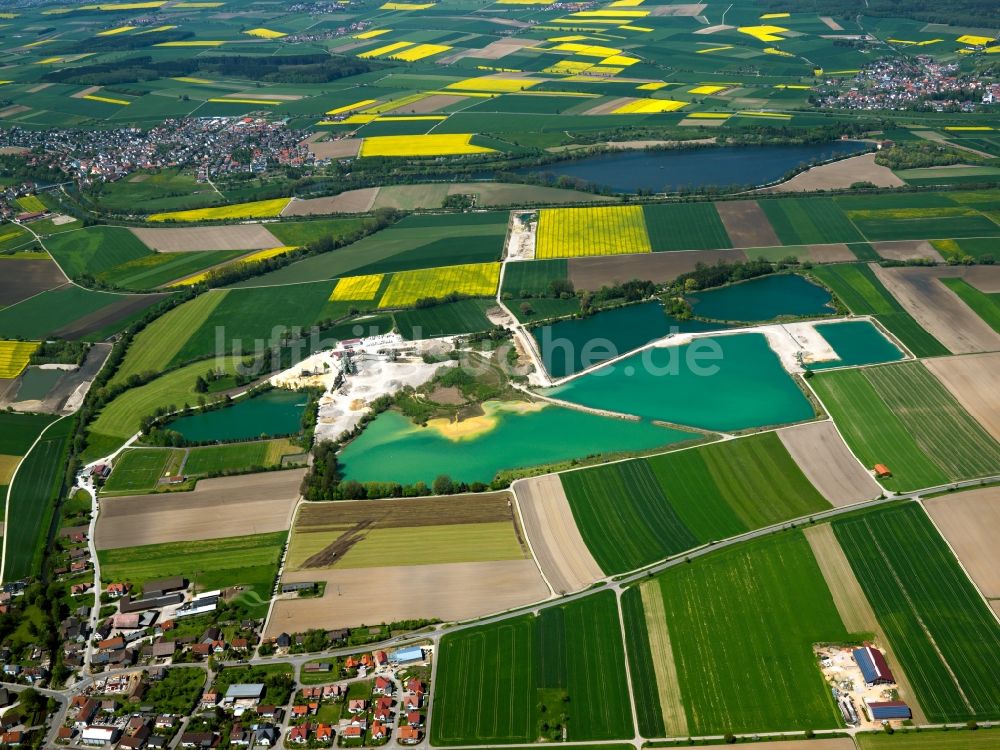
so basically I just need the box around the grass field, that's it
[501,259,569,297]
[96,249,248,290]
[147,198,291,222]
[644,203,731,251]
[394,298,496,339]
[3,416,74,581]
[0,286,146,340]
[651,530,853,735]
[183,439,300,475]
[561,433,830,574]
[536,206,651,258]
[45,226,152,278]
[809,264,948,357]
[939,277,1000,332]
[16,195,46,213]
[0,412,55,456]
[855,729,1000,749]
[432,591,632,745]
[848,207,1000,241]
[760,197,863,245]
[0,340,39,378]
[378,262,500,308]
[812,362,1000,490]
[265,218,364,247]
[98,530,286,617]
[101,447,180,493]
[110,291,227,386]
[835,504,1000,723]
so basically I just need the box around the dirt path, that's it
[804,524,928,723]
[872,264,1000,354]
[923,353,1000,442]
[778,421,881,506]
[513,474,603,594]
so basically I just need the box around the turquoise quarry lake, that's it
[687,274,833,322]
[807,320,904,370]
[517,141,868,193]
[166,388,307,442]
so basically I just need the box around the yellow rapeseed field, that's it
[378,263,500,308]
[148,198,291,222]
[551,42,622,57]
[689,84,727,95]
[170,247,298,287]
[207,97,282,105]
[136,25,177,33]
[536,206,651,258]
[380,2,435,8]
[759,12,790,18]
[392,43,452,61]
[697,45,733,53]
[326,99,378,115]
[86,1,165,9]
[619,25,653,31]
[84,94,131,105]
[612,98,687,113]
[244,28,286,39]
[354,29,391,39]
[446,76,542,92]
[571,9,649,17]
[172,76,214,84]
[172,2,224,6]
[330,274,385,301]
[155,40,226,47]
[358,41,414,58]
[360,134,495,157]
[97,25,135,35]
[0,340,39,379]
[737,25,788,42]
[637,81,668,90]
[957,34,992,45]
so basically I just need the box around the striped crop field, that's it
[0,340,39,378]
[377,262,500,308]
[432,591,632,745]
[811,361,1000,490]
[147,198,291,222]
[330,274,384,301]
[834,504,1000,722]
[535,205,651,258]
[169,246,298,286]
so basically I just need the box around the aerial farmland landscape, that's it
[0,0,1000,747]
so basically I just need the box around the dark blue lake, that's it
[518,141,869,193]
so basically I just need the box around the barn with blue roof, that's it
[853,645,895,686]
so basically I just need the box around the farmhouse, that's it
[853,646,895,686]
[873,463,892,478]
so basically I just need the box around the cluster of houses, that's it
[64,671,178,749]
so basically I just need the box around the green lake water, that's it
[166,388,307,442]
[15,368,64,401]
[534,301,727,378]
[338,402,691,485]
[806,320,904,370]
[546,333,814,432]
[687,274,833,322]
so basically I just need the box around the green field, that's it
[432,591,632,745]
[561,433,830,574]
[812,362,1000,490]
[0,285,154,340]
[644,203,731,251]
[110,291,227,386]
[266,218,364,247]
[98,249,248,290]
[809,264,948,357]
[501,259,569,297]
[98,531,286,617]
[835,504,1000,723]
[760,197,863,245]
[848,208,1000,241]
[620,587,665,738]
[45,226,152,278]
[101,448,180,494]
[648,531,854,735]
[3,417,74,581]
[183,439,300,475]
[0,412,56,456]
[394,299,496,339]
[939,277,1000,332]
[855,729,1000,750]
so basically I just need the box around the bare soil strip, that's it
[95,469,304,549]
[514,474,603,594]
[387,93,466,114]
[568,249,746,289]
[639,580,689,737]
[130,225,282,252]
[51,293,167,339]
[763,153,903,192]
[296,491,516,530]
[650,3,706,16]
[820,16,845,30]
[924,353,1000,442]
[873,264,1000,354]
[715,200,781,248]
[281,188,379,215]
[268,559,548,634]
[454,38,540,61]
[0,106,30,119]
[807,243,855,263]
[961,266,1000,293]
[872,240,944,262]
[0,259,65,307]
[305,138,361,160]
[71,85,102,99]
[584,97,635,116]
[925,487,1000,598]
[778,421,881,506]
[804,524,928,723]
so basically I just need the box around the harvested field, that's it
[925,486,1000,598]
[961,266,1000,293]
[268,559,548,633]
[639,580,688,737]
[820,16,845,30]
[71,85,102,99]
[461,38,540,60]
[0,260,65,307]
[872,240,944,262]
[583,97,634,116]
[514,474,602,595]
[764,153,903,192]
[714,200,780,248]
[777,421,881,506]
[568,249,746,289]
[280,189,379,215]
[130,225,282,252]
[305,138,361,160]
[924,353,1000,441]
[0,106,30,119]
[95,469,303,549]
[387,93,466,113]
[873,265,1000,354]
[803,524,927,723]
[50,293,167,339]
[807,243,855,263]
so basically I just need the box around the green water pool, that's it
[165,388,307,442]
[687,273,833,323]
[806,320,904,370]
